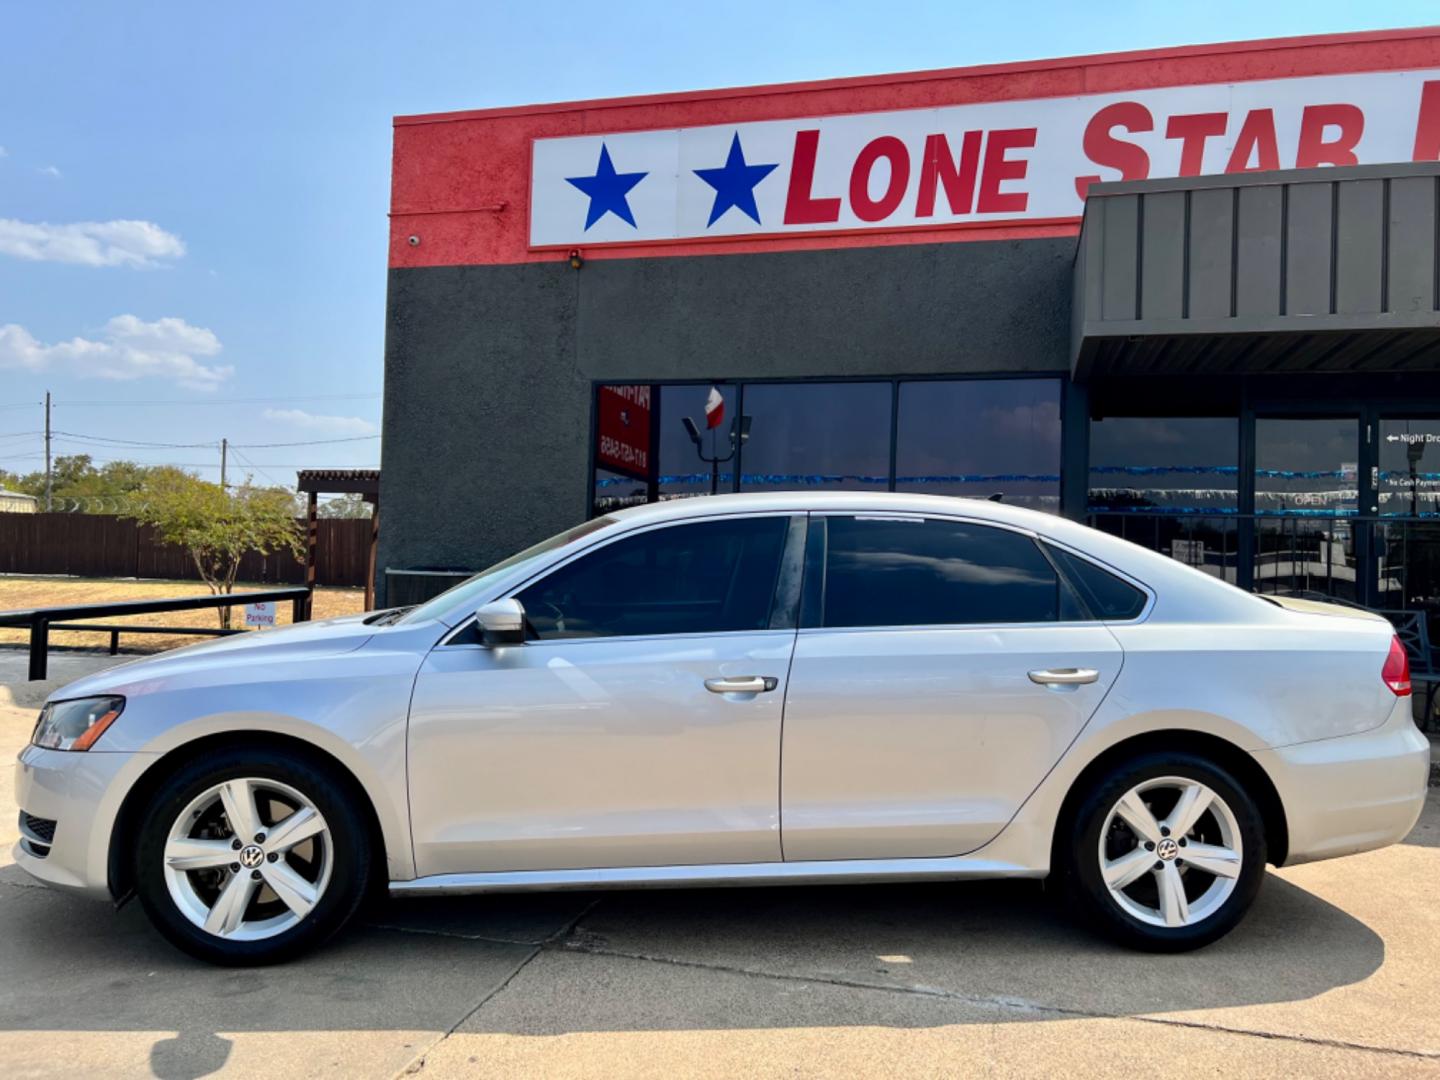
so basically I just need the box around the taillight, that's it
[1383,635,1412,697]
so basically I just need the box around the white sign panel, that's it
[243,601,278,628]
[530,68,1440,247]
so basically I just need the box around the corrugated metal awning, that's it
[1072,163,1440,379]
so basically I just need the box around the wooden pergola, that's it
[296,469,381,613]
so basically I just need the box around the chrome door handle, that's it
[704,676,778,694]
[1028,667,1100,686]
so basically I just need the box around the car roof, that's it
[605,491,1055,528]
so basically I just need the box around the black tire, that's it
[1061,751,1267,952]
[133,745,372,966]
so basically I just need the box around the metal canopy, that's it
[1072,163,1440,380]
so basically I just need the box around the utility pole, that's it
[220,438,228,491]
[43,391,52,512]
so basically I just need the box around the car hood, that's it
[49,611,384,701]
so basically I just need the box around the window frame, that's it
[798,511,1154,632]
[443,511,808,648]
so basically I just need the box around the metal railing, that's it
[0,587,312,681]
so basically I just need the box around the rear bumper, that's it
[1255,698,1430,866]
[12,745,157,900]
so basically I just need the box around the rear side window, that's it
[1047,545,1148,620]
[819,517,1065,628]
[517,516,788,639]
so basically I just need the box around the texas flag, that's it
[704,386,725,429]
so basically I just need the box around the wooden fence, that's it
[0,513,371,587]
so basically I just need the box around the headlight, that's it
[31,696,125,751]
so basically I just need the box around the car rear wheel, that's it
[1063,752,1266,952]
[133,746,372,965]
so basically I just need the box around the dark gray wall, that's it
[378,236,1075,596]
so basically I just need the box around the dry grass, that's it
[0,576,365,654]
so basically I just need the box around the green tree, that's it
[1,454,183,512]
[318,492,371,519]
[130,472,303,628]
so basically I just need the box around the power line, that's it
[50,429,379,449]
[52,393,382,407]
[52,431,219,449]
[229,434,380,448]
[228,446,286,490]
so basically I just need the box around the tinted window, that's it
[740,382,892,492]
[657,384,738,499]
[1088,416,1238,512]
[821,517,1063,628]
[518,517,788,639]
[1047,546,1147,620]
[895,379,1062,511]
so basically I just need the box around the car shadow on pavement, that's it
[0,866,1384,1080]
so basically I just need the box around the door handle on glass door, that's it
[1028,668,1099,686]
[704,676,778,694]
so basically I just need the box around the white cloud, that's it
[0,146,8,158]
[0,217,185,268]
[37,164,61,178]
[262,409,377,436]
[0,315,232,390]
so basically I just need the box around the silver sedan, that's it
[14,493,1431,964]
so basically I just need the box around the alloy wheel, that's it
[162,777,333,941]
[1097,775,1243,929]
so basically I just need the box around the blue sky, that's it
[2,1,1435,488]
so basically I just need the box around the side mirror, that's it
[475,598,526,647]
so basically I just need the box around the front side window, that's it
[818,516,1068,628]
[517,516,789,640]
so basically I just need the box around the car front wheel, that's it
[1064,752,1267,952]
[133,746,372,965]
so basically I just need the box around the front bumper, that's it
[12,744,158,899]
[1255,697,1431,866]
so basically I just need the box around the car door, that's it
[407,513,805,877]
[780,513,1130,862]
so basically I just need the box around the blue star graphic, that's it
[694,133,778,226]
[566,144,647,229]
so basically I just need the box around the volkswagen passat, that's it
[14,493,1430,964]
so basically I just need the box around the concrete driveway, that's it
[2,651,1438,1079]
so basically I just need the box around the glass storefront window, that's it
[895,379,1061,511]
[658,384,738,499]
[1254,418,1358,516]
[739,382,891,492]
[592,467,647,517]
[1375,419,1440,636]
[1086,416,1239,583]
[1088,417,1238,513]
[1378,418,1440,517]
[1253,418,1359,602]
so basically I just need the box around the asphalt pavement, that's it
[1,650,1438,1079]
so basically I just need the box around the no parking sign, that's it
[243,601,278,628]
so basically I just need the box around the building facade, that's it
[380,28,1440,626]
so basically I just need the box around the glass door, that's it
[1252,416,1361,603]
[1374,416,1440,632]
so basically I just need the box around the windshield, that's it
[397,516,617,625]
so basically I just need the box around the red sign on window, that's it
[596,384,653,481]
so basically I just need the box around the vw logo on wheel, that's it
[238,844,265,870]
[1155,838,1180,861]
